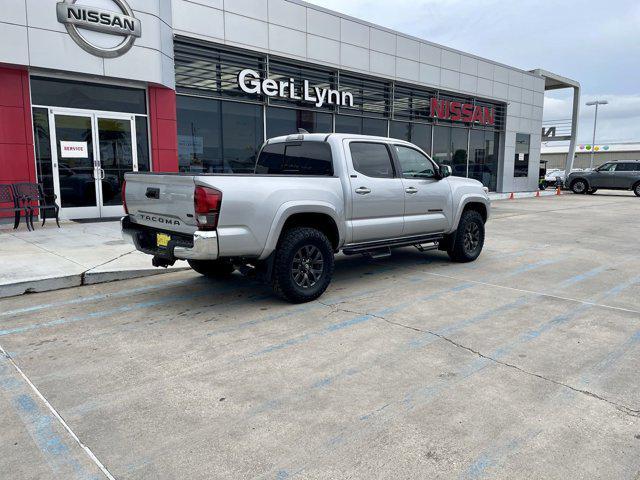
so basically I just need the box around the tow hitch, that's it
[152,256,176,268]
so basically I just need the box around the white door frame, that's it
[47,107,139,220]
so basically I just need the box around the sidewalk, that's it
[0,219,188,299]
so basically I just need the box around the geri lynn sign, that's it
[237,69,355,109]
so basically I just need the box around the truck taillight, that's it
[194,186,222,230]
[122,180,128,214]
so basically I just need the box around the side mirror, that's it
[440,164,452,178]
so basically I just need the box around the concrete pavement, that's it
[0,220,188,298]
[0,191,639,479]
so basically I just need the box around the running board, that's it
[343,233,443,256]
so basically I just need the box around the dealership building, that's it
[0,0,580,220]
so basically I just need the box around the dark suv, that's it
[568,160,640,196]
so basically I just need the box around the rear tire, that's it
[272,227,334,303]
[188,259,235,278]
[571,179,588,194]
[634,183,640,197]
[447,210,485,263]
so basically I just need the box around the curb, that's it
[489,190,569,201]
[0,266,190,299]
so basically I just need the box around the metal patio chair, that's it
[0,184,32,230]
[12,182,60,229]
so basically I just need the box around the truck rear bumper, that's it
[121,216,219,261]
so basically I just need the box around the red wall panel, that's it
[0,66,35,218]
[148,86,178,173]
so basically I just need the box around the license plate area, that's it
[156,233,171,248]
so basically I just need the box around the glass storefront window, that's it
[451,127,469,177]
[135,116,150,172]
[31,77,146,114]
[514,133,531,177]
[389,121,432,154]
[432,125,468,176]
[32,108,55,205]
[266,107,333,138]
[335,115,387,136]
[177,96,263,173]
[469,129,499,191]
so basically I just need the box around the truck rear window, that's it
[255,142,333,176]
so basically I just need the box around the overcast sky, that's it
[306,0,639,145]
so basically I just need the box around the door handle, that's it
[99,168,106,180]
[355,187,371,195]
[405,186,418,194]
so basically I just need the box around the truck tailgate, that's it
[124,173,197,235]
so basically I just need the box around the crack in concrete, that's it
[319,302,640,420]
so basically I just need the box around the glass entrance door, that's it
[97,116,135,217]
[51,113,100,218]
[50,110,140,219]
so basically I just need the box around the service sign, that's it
[60,141,89,158]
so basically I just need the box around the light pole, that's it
[585,100,608,169]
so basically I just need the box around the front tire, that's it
[188,259,235,278]
[272,227,334,303]
[634,183,640,197]
[571,179,588,194]
[448,210,485,263]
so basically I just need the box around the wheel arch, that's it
[451,195,490,232]
[260,202,343,260]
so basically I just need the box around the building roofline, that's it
[288,0,545,79]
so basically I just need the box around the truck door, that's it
[391,144,451,236]
[345,140,405,243]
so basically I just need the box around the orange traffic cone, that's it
[556,186,562,195]
[509,192,515,200]
[535,190,540,197]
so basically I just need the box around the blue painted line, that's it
[0,282,245,337]
[462,430,542,479]
[557,265,608,289]
[0,277,194,318]
[0,360,99,479]
[502,258,561,277]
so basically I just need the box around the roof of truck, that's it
[267,133,407,144]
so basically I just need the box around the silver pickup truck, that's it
[122,133,490,303]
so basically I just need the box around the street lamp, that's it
[585,100,608,170]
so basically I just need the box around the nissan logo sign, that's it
[56,0,141,58]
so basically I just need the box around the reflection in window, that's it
[266,107,332,138]
[433,125,469,176]
[469,130,499,191]
[394,145,435,178]
[389,121,432,154]
[349,142,394,178]
[135,116,150,172]
[514,133,530,177]
[177,95,263,173]
[335,115,387,136]
[32,108,55,206]
[31,77,146,114]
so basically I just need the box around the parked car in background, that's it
[542,168,586,189]
[122,133,491,303]
[567,160,640,196]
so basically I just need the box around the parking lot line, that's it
[0,344,114,480]
[265,272,640,478]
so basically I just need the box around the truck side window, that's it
[255,142,333,175]
[255,143,285,174]
[394,145,436,178]
[283,143,333,175]
[349,142,395,178]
